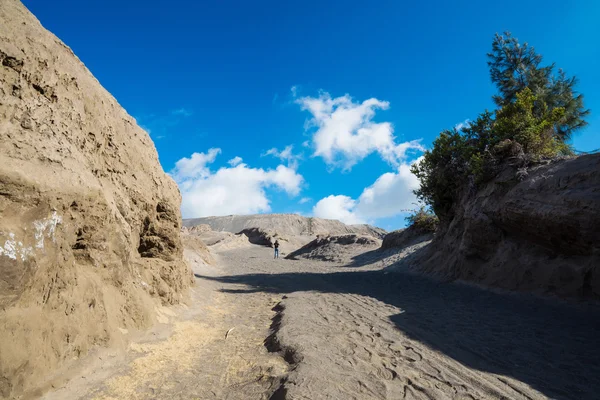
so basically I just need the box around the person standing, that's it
[273,240,280,259]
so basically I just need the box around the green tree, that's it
[494,88,570,158]
[413,33,589,222]
[487,32,589,139]
[411,129,472,217]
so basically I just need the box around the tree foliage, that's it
[488,32,589,139]
[412,33,588,220]
[405,206,439,233]
[494,88,571,157]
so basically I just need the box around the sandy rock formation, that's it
[413,154,600,298]
[184,213,386,239]
[0,1,190,397]
[182,226,250,251]
[182,224,213,234]
[381,227,433,250]
[181,233,215,268]
[286,234,381,263]
[239,227,276,247]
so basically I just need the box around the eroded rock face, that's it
[381,227,433,250]
[239,227,278,247]
[0,1,191,396]
[416,154,600,299]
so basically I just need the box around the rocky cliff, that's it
[184,213,386,239]
[413,154,600,299]
[0,1,191,397]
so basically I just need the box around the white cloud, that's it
[312,160,421,225]
[296,91,424,170]
[171,149,304,218]
[299,197,312,204]
[455,119,471,131]
[171,148,221,182]
[354,161,420,219]
[228,156,243,166]
[313,195,365,225]
[263,145,302,169]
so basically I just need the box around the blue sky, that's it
[25,0,599,230]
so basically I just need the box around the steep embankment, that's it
[413,154,600,298]
[0,1,190,397]
[184,213,386,238]
[381,226,433,250]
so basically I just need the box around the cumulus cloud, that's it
[263,145,302,169]
[171,148,221,181]
[295,91,424,169]
[353,161,420,219]
[313,195,365,225]
[312,160,421,225]
[171,149,304,218]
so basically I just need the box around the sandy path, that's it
[43,243,600,400]
[205,246,600,400]
[41,253,288,400]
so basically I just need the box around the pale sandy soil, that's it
[42,243,600,400]
[40,252,287,400]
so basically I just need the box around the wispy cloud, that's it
[136,107,193,139]
[454,119,471,131]
[172,108,193,117]
[228,156,243,166]
[299,197,312,204]
[262,145,303,169]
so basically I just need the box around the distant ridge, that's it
[183,213,386,239]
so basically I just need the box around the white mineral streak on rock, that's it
[1,233,18,260]
[1,212,62,261]
[34,211,62,249]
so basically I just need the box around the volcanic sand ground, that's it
[42,244,600,400]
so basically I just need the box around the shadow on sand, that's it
[195,250,600,400]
